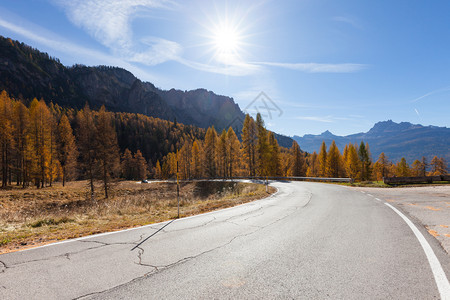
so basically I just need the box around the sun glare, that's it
[209,21,244,65]
[197,5,255,66]
[213,26,239,53]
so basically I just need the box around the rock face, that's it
[293,120,450,163]
[1,36,296,147]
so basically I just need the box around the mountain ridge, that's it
[293,120,450,163]
[0,36,293,147]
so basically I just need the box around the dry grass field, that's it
[0,180,275,254]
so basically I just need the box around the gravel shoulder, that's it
[352,185,450,254]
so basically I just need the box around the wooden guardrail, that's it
[383,175,450,185]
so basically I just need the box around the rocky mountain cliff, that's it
[293,120,450,163]
[0,36,293,147]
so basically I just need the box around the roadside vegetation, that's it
[0,90,447,196]
[0,180,275,253]
[334,180,449,188]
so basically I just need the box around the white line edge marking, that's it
[384,203,450,299]
[375,198,382,202]
[367,194,373,197]
[16,183,281,253]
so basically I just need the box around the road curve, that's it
[0,181,449,299]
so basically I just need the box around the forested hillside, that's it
[0,90,447,199]
[0,90,301,195]
[0,36,293,148]
[0,91,204,194]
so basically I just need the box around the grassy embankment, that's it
[0,180,275,254]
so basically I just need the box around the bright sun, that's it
[213,26,239,53]
[210,22,243,64]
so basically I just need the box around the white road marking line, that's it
[385,203,450,299]
[375,198,382,202]
[367,194,373,197]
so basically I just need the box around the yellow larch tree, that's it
[95,106,120,198]
[13,101,30,187]
[58,114,78,186]
[0,91,15,187]
[29,99,52,188]
[318,141,327,177]
[203,126,218,178]
[226,127,241,178]
[191,140,202,178]
[345,143,359,180]
[290,141,306,176]
[326,140,342,178]
[306,151,319,177]
[267,131,282,176]
[216,129,228,178]
[241,114,257,177]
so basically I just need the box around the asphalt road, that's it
[1,181,449,299]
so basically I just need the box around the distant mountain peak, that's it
[368,120,423,134]
[320,130,335,137]
[292,120,449,163]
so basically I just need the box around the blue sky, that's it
[1,0,449,137]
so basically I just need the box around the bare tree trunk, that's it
[89,164,94,201]
[62,166,66,187]
[103,164,108,198]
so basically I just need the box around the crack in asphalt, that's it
[135,246,159,271]
[74,267,159,300]
[3,232,156,273]
[4,238,140,268]
[72,193,303,299]
[141,206,302,271]
[0,260,7,273]
[241,211,266,222]
[6,184,312,299]
[220,205,265,224]
[157,216,217,234]
[69,243,160,300]
[3,244,107,268]
[74,245,159,300]
[224,219,263,229]
[131,219,175,251]
[78,240,137,247]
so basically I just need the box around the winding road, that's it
[1,181,449,299]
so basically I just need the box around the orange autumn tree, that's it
[0,91,14,187]
[28,99,54,188]
[95,106,120,198]
[58,114,78,186]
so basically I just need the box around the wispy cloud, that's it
[255,62,367,73]
[127,37,182,66]
[53,0,181,66]
[411,85,450,103]
[3,0,369,78]
[295,115,364,123]
[0,15,164,84]
[332,16,363,30]
[53,0,263,76]
[176,57,262,76]
[0,17,103,62]
[296,116,334,123]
